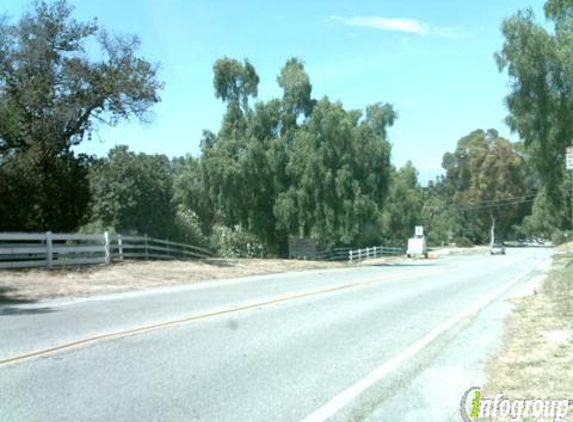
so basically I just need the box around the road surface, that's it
[0,247,553,422]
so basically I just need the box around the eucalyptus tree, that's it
[275,98,396,249]
[441,129,531,243]
[497,0,573,207]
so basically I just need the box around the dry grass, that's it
[483,250,573,420]
[0,257,350,302]
[0,245,484,303]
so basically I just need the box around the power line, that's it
[454,192,538,207]
[456,197,536,212]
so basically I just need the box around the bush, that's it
[173,207,208,247]
[551,230,568,246]
[77,220,116,234]
[211,225,266,258]
[453,237,473,248]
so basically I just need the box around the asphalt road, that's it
[0,247,553,422]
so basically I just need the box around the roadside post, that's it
[104,231,111,265]
[567,146,573,252]
[45,231,53,269]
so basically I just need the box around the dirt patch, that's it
[483,251,573,420]
[0,258,354,302]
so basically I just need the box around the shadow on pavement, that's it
[0,306,55,316]
[366,262,442,267]
[0,286,56,316]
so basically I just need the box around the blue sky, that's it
[3,0,547,183]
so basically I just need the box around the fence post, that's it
[118,234,124,260]
[349,250,353,262]
[374,246,377,257]
[46,231,53,269]
[144,234,149,259]
[104,231,111,265]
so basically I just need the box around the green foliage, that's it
[0,150,92,231]
[379,162,423,244]
[496,2,573,206]
[213,57,259,112]
[175,58,398,254]
[550,230,569,245]
[277,58,313,133]
[211,225,266,258]
[87,145,176,238]
[275,98,395,249]
[173,206,208,248]
[172,152,216,236]
[453,237,474,248]
[77,219,116,235]
[440,129,532,243]
[520,182,571,239]
[0,0,162,231]
[421,184,461,246]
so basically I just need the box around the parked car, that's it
[490,242,506,255]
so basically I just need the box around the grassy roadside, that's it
[0,245,487,303]
[0,258,349,302]
[483,246,573,420]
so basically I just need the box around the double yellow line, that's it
[0,266,447,367]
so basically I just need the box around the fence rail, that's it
[318,247,352,261]
[0,232,213,269]
[348,246,404,262]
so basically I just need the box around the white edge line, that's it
[299,268,543,422]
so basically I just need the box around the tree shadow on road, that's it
[365,262,443,267]
[0,286,35,305]
[0,286,56,316]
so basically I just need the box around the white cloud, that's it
[331,15,471,39]
[332,15,426,34]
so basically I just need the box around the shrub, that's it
[211,225,266,258]
[551,230,568,246]
[77,220,116,234]
[453,237,473,248]
[173,207,208,248]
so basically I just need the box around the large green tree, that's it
[441,129,532,243]
[497,0,573,208]
[0,0,162,231]
[178,58,396,255]
[275,99,395,249]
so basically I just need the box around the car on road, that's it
[490,242,506,255]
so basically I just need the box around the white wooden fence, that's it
[348,246,404,262]
[0,232,212,269]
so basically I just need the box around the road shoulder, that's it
[482,249,573,415]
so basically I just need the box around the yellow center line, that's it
[0,265,447,367]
